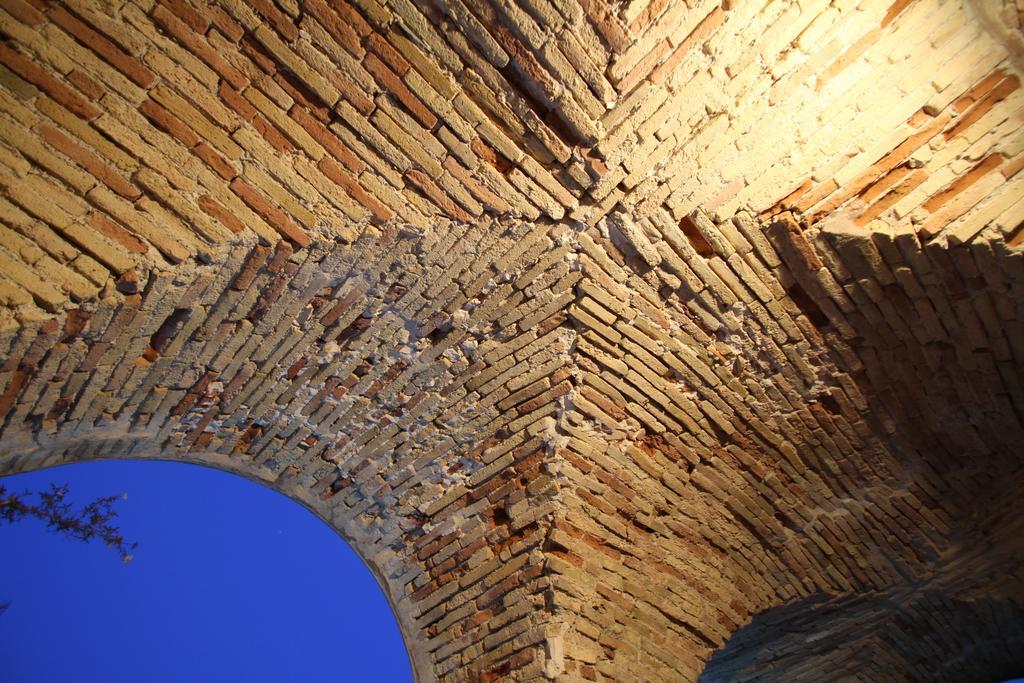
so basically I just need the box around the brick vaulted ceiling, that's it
[0,0,1023,680]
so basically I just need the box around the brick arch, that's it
[1,0,1023,680]
[0,433,431,678]
[2,211,1022,680]
[0,224,578,680]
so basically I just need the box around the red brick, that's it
[794,179,839,213]
[240,35,278,74]
[0,44,100,119]
[1001,154,1024,180]
[770,178,814,214]
[198,195,246,234]
[583,149,608,179]
[155,0,208,33]
[405,168,472,221]
[617,38,670,94]
[229,177,311,247]
[229,244,270,292]
[472,138,512,174]
[88,212,149,254]
[906,107,934,128]
[443,156,511,213]
[816,28,881,91]
[363,53,438,130]
[601,14,630,54]
[922,154,1004,213]
[854,169,927,226]
[1,0,44,26]
[494,24,560,102]
[651,7,724,84]
[858,164,914,205]
[630,0,667,32]
[881,0,915,28]
[192,140,237,180]
[336,71,375,116]
[37,122,141,199]
[320,283,366,326]
[48,7,156,88]
[266,240,294,272]
[138,98,201,148]
[65,68,103,100]
[78,340,111,372]
[0,369,27,420]
[252,112,295,153]
[944,75,1020,141]
[318,156,392,222]
[517,379,572,414]
[250,0,299,42]
[580,385,626,420]
[152,5,248,90]
[367,32,409,75]
[1009,223,1024,248]
[810,113,950,218]
[273,72,331,122]
[578,0,629,54]
[218,81,258,121]
[208,7,244,43]
[952,69,1006,113]
[304,0,364,58]
[328,0,371,37]
[770,212,822,270]
[290,105,364,174]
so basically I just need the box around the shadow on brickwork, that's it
[700,589,1024,682]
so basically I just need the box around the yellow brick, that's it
[95,94,201,194]
[1,171,87,229]
[0,274,32,307]
[0,223,46,265]
[335,101,411,173]
[70,252,109,287]
[291,156,367,223]
[134,167,233,244]
[86,185,193,263]
[253,25,339,106]
[0,9,72,74]
[242,87,324,160]
[38,22,141,102]
[241,162,317,229]
[36,96,137,173]
[0,140,31,177]
[0,85,38,126]
[150,84,243,160]
[376,107,444,177]
[0,245,66,310]
[0,121,95,196]
[0,197,79,263]
[125,5,219,91]
[61,221,135,274]
[390,32,459,99]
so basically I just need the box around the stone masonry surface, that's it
[0,0,1022,681]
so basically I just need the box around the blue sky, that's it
[0,459,412,683]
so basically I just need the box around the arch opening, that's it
[0,457,416,683]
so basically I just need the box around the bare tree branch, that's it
[0,484,137,562]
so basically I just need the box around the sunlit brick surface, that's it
[1,0,1022,680]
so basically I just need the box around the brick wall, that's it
[0,0,1022,681]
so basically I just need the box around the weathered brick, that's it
[230,177,311,247]
[0,44,99,119]
[48,6,156,88]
